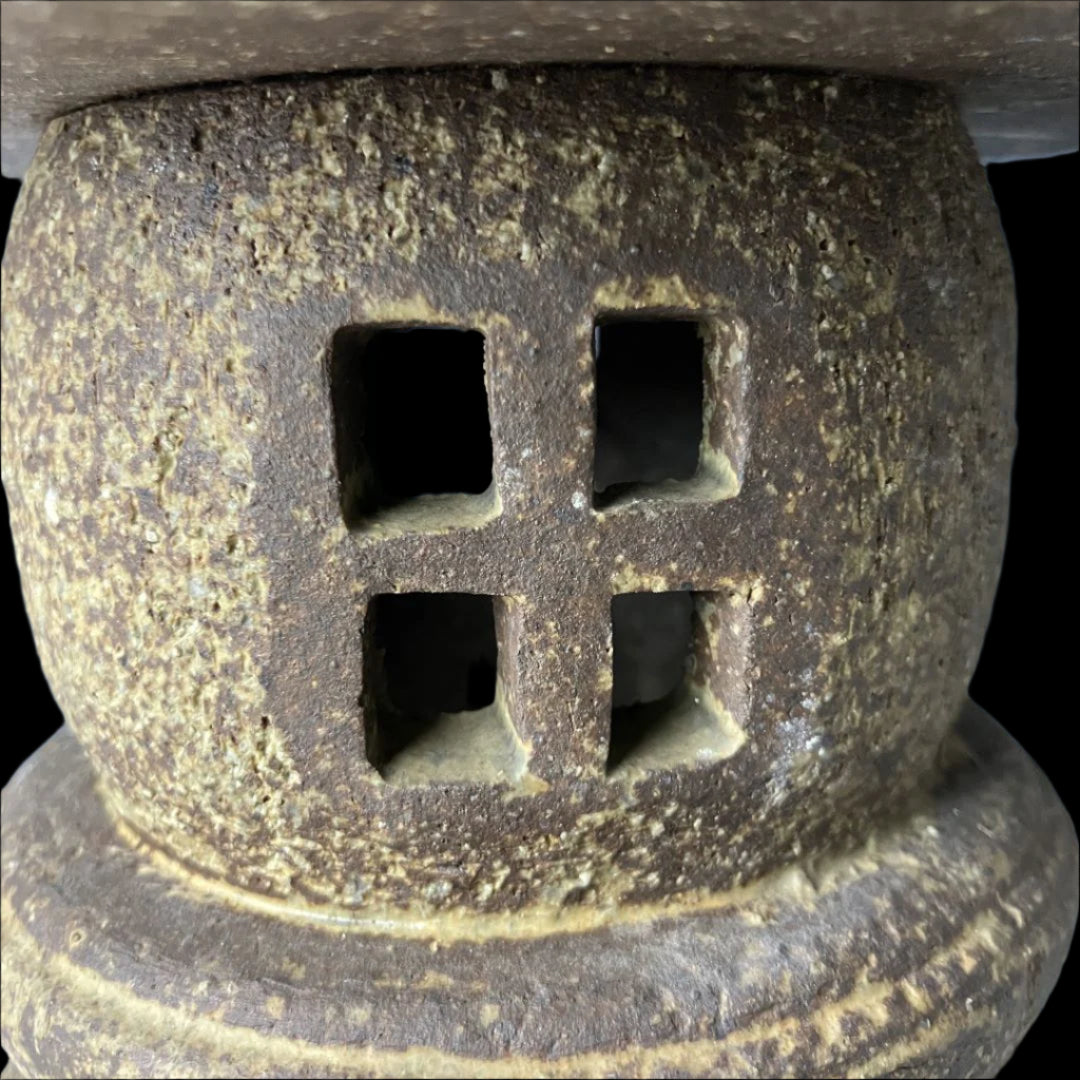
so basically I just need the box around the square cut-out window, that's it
[363,593,524,785]
[608,591,747,776]
[330,326,496,531]
[592,315,748,510]
[593,319,704,506]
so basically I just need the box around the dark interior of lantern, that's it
[330,326,493,527]
[363,592,527,784]
[592,318,705,506]
[608,590,695,770]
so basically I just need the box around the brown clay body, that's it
[1,66,1075,1078]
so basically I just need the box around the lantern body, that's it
[1,66,1075,1079]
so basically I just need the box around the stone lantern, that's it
[2,3,1076,1077]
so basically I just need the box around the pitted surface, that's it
[1,67,1015,915]
[2,0,1078,173]
[2,707,1076,1076]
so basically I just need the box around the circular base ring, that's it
[2,703,1076,1078]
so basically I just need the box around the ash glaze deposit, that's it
[0,67,1015,918]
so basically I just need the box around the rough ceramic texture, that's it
[3,66,1072,1079]
[2,707,1075,1077]
[0,704,1071,1075]
[2,0,1078,174]
[1,67,1016,915]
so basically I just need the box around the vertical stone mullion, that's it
[504,589,612,781]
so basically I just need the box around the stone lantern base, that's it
[2,705,1075,1077]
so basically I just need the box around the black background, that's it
[0,148,1075,1074]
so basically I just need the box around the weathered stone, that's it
[1,0,1078,174]
[1,64,1075,1077]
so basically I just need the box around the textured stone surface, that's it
[1,0,1078,175]
[1,705,1075,1076]
[1,65,1074,1077]
[1,65,1017,913]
